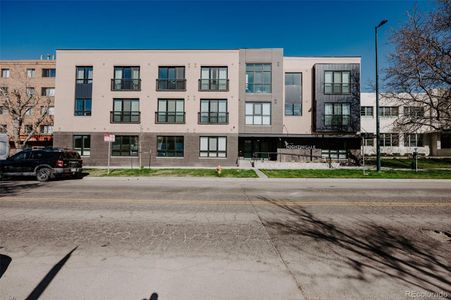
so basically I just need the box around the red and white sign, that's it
[104,133,115,142]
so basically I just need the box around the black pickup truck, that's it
[0,148,83,182]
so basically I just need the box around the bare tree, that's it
[384,0,451,132]
[0,79,51,150]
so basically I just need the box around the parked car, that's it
[0,134,9,160]
[0,148,83,182]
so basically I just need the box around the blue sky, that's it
[0,0,436,91]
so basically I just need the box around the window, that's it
[199,136,227,158]
[361,106,373,117]
[42,68,56,77]
[157,136,184,157]
[199,99,228,124]
[40,125,54,134]
[245,102,271,125]
[27,69,35,78]
[441,132,451,149]
[404,106,424,118]
[76,66,93,84]
[379,106,399,117]
[157,67,186,90]
[363,133,374,146]
[1,69,10,78]
[200,67,228,91]
[404,133,423,147]
[112,66,140,91]
[324,71,350,95]
[112,99,140,123]
[246,64,272,93]
[380,133,399,146]
[24,125,33,134]
[25,107,33,116]
[156,99,184,123]
[26,87,35,96]
[73,135,91,156]
[41,87,55,96]
[285,73,302,116]
[324,103,351,128]
[321,149,347,160]
[48,106,55,115]
[112,135,138,156]
[75,98,92,116]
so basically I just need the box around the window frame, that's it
[199,99,228,124]
[404,133,423,147]
[76,66,93,84]
[199,136,227,158]
[380,133,400,147]
[324,71,351,95]
[156,136,184,157]
[156,99,185,124]
[324,102,351,128]
[360,106,374,117]
[246,63,272,94]
[112,98,140,123]
[1,69,10,78]
[27,68,36,78]
[284,72,302,116]
[42,68,56,78]
[41,87,55,97]
[74,98,92,116]
[111,135,139,157]
[245,102,271,125]
[73,135,91,156]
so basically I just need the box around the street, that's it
[0,177,450,300]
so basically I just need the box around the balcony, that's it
[156,79,186,91]
[111,79,141,91]
[198,112,229,124]
[155,112,185,124]
[198,79,229,91]
[110,111,141,123]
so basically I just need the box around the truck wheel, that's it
[36,167,51,182]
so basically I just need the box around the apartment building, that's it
[0,59,56,150]
[53,48,361,166]
[360,93,451,157]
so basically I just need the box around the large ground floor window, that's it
[157,136,184,157]
[73,135,90,156]
[321,149,347,160]
[112,135,139,156]
[404,133,423,147]
[200,136,227,158]
[380,133,399,147]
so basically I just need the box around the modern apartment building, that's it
[53,48,361,166]
[361,93,451,156]
[0,59,56,150]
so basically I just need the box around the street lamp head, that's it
[376,19,388,28]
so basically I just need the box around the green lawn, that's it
[260,169,451,179]
[85,168,258,178]
[365,158,451,169]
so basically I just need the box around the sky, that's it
[0,0,437,91]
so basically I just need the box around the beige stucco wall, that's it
[282,56,361,135]
[55,50,239,134]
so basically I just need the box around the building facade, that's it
[360,93,451,157]
[0,59,56,151]
[53,48,361,166]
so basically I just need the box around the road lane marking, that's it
[0,197,450,207]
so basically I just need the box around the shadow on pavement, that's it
[25,246,78,300]
[258,196,451,296]
[0,180,42,198]
[0,254,12,279]
[143,292,159,300]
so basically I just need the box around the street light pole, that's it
[375,19,388,172]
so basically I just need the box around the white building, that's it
[360,93,451,157]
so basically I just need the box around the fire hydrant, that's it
[216,165,222,176]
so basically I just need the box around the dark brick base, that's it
[53,132,239,167]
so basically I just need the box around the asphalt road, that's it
[0,177,450,300]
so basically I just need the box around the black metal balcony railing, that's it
[324,115,351,129]
[156,79,186,91]
[110,111,141,123]
[198,112,229,124]
[111,79,141,91]
[155,112,185,124]
[198,79,229,91]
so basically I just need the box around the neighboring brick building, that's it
[0,59,56,151]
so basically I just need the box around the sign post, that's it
[104,133,115,174]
